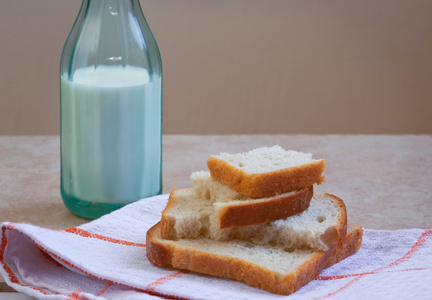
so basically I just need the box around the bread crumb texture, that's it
[213,145,320,174]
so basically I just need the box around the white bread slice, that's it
[190,171,313,228]
[146,222,362,295]
[207,145,325,198]
[161,191,347,251]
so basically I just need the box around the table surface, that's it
[1,134,431,295]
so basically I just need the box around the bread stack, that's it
[146,145,363,295]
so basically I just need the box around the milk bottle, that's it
[60,0,162,219]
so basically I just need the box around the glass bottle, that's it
[60,0,162,219]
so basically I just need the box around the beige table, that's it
[1,135,431,295]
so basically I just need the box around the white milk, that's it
[61,65,162,205]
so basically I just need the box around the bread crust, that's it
[146,222,337,295]
[218,185,314,228]
[207,156,325,198]
[320,193,348,249]
[325,223,363,268]
[146,222,363,295]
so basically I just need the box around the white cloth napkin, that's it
[1,194,431,300]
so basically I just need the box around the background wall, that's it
[1,0,431,135]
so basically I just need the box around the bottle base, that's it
[62,195,126,220]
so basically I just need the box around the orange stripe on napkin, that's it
[0,225,52,297]
[64,227,146,247]
[317,267,428,280]
[313,229,432,300]
[96,282,113,296]
[38,248,67,269]
[385,229,432,268]
[67,290,83,300]
[1,223,189,299]
[145,271,184,292]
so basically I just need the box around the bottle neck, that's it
[61,0,161,79]
[78,0,145,67]
[84,0,141,16]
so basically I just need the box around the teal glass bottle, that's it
[60,0,162,219]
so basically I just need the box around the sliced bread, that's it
[190,171,313,228]
[325,223,363,268]
[146,222,362,295]
[161,191,347,251]
[207,145,325,198]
